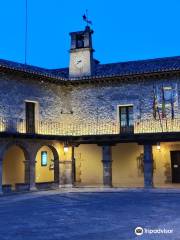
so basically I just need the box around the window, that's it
[76,34,84,48]
[41,151,47,166]
[119,106,134,133]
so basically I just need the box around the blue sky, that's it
[0,0,180,69]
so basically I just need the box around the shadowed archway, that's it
[2,142,29,190]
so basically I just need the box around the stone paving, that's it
[0,189,180,240]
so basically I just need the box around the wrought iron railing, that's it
[0,116,180,136]
[36,121,120,136]
[134,118,180,133]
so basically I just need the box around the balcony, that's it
[0,116,179,136]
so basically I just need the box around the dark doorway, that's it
[171,151,180,183]
[26,102,35,134]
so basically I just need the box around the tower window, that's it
[76,34,84,48]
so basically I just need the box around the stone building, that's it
[0,26,180,193]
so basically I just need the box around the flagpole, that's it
[162,85,168,131]
[157,106,163,132]
[171,84,174,119]
[25,0,28,64]
[153,85,163,132]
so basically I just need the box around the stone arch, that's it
[1,141,29,161]
[1,140,30,189]
[34,142,60,185]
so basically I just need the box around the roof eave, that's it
[1,65,180,85]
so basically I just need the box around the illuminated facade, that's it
[1,26,180,193]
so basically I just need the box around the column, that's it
[0,159,3,194]
[72,146,76,185]
[54,157,60,184]
[102,145,112,187]
[24,160,30,183]
[144,144,153,188]
[64,161,73,186]
[29,159,37,190]
[59,161,65,186]
[59,146,76,188]
[63,146,76,187]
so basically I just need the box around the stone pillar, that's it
[54,158,60,184]
[102,145,112,187]
[144,144,153,188]
[29,159,37,191]
[0,159,3,194]
[24,160,30,183]
[59,161,65,186]
[64,161,73,187]
[72,146,76,185]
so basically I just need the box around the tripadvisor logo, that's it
[135,226,173,236]
[135,226,144,236]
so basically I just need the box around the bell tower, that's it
[69,26,94,78]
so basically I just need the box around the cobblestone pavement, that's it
[0,190,180,240]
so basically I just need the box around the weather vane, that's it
[82,9,92,26]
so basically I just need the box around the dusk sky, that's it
[0,0,180,69]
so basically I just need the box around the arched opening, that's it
[35,145,59,188]
[2,145,26,190]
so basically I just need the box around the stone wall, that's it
[0,72,179,124]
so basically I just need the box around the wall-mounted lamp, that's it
[63,141,69,153]
[157,142,161,151]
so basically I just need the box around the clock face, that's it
[74,56,84,69]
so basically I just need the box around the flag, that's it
[161,86,166,118]
[153,86,158,119]
[153,85,164,132]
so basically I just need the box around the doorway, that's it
[171,151,180,183]
[119,105,134,134]
[26,102,35,133]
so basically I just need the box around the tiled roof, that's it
[1,56,180,82]
[0,58,66,81]
[94,56,180,77]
